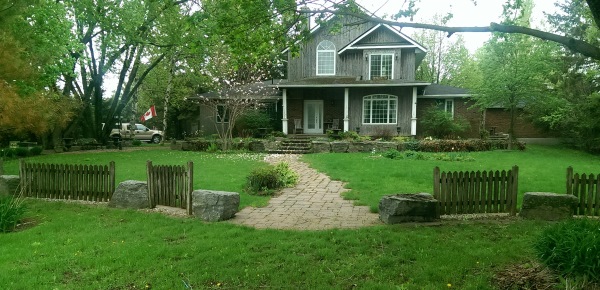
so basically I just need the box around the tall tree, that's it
[413,14,471,86]
[471,0,559,140]
[0,1,78,145]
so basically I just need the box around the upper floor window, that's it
[369,53,394,80]
[316,40,336,75]
[363,94,397,124]
[436,99,454,119]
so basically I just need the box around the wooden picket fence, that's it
[146,161,193,215]
[566,167,599,216]
[433,166,519,215]
[19,160,115,201]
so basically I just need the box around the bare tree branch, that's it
[307,9,600,60]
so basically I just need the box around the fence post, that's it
[433,167,440,199]
[18,159,26,197]
[146,160,154,208]
[108,161,115,201]
[187,161,194,215]
[566,166,573,196]
[510,165,519,216]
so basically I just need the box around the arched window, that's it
[316,40,335,75]
[362,94,397,124]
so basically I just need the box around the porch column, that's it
[411,87,417,136]
[282,89,288,135]
[343,88,349,131]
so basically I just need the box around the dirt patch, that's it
[492,261,558,290]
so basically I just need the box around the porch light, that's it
[396,126,401,135]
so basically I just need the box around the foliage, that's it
[236,110,272,137]
[0,195,26,233]
[245,162,298,195]
[414,139,525,152]
[131,140,142,147]
[383,149,475,162]
[534,218,600,282]
[469,0,560,140]
[29,146,43,156]
[382,149,402,159]
[371,127,396,141]
[420,105,469,139]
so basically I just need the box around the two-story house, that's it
[274,14,429,136]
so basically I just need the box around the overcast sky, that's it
[357,0,560,52]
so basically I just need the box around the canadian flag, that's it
[140,105,157,122]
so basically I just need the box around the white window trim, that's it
[445,99,454,119]
[362,94,398,125]
[316,40,336,76]
[368,53,395,80]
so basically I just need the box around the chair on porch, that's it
[294,119,303,134]
[331,119,341,135]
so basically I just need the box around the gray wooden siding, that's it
[357,26,411,45]
[401,49,416,80]
[288,23,419,81]
[288,17,376,81]
[348,87,413,136]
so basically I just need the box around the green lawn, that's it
[0,200,548,289]
[302,144,600,211]
[1,148,271,208]
[1,145,598,289]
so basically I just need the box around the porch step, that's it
[267,138,312,154]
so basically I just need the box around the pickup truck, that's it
[110,123,163,144]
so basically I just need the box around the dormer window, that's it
[369,53,394,80]
[316,40,336,75]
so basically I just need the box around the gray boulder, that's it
[379,193,439,224]
[520,192,578,220]
[108,180,150,209]
[192,190,239,222]
[330,141,349,153]
[0,175,20,196]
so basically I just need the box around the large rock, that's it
[379,193,439,224]
[520,192,578,221]
[192,190,239,222]
[311,141,331,153]
[0,175,20,196]
[108,180,150,209]
[330,141,349,153]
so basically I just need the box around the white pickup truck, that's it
[110,123,163,144]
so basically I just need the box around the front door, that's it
[303,100,323,134]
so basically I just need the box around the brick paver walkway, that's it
[228,154,381,230]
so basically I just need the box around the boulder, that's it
[311,141,331,153]
[347,142,373,153]
[379,193,439,224]
[520,192,578,220]
[108,180,150,209]
[192,190,239,222]
[330,141,349,153]
[0,175,20,196]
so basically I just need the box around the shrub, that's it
[372,126,395,140]
[0,148,16,158]
[0,195,26,233]
[245,162,298,195]
[420,105,469,138]
[236,110,272,137]
[339,131,361,141]
[534,218,600,282]
[402,139,526,152]
[131,140,142,146]
[382,149,401,159]
[29,146,43,156]
[14,147,29,157]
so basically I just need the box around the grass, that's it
[0,200,548,289]
[1,148,270,208]
[1,144,598,288]
[302,144,600,211]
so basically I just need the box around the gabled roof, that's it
[419,84,470,98]
[338,24,427,54]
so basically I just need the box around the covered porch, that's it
[272,78,429,136]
